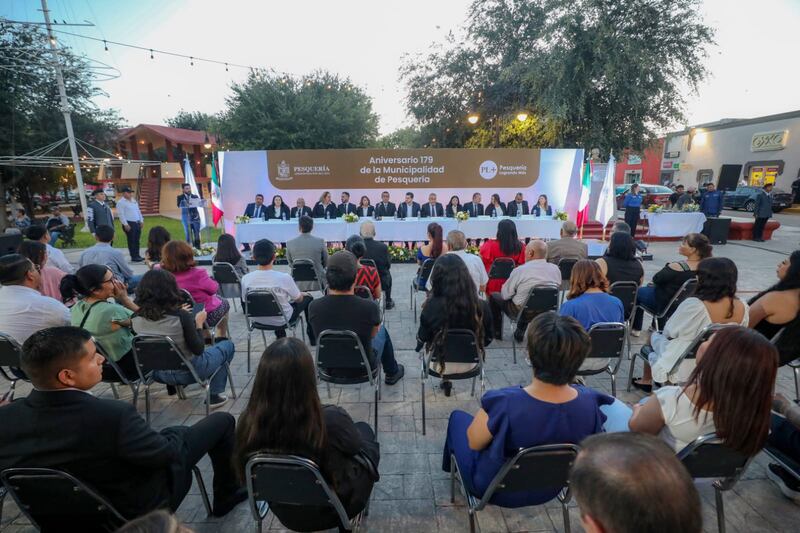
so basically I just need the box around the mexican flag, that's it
[576,159,593,227]
[210,154,224,226]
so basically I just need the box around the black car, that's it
[722,186,793,213]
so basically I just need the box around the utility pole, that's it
[41,0,90,231]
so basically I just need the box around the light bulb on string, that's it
[190,57,194,66]
[150,49,154,59]
[103,40,108,51]
[225,63,229,72]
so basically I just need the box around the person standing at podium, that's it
[622,183,643,238]
[177,183,201,249]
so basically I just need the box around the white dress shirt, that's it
[115,197,144,225]
[46,243,74,274]
[500,259,562,307]
[0,285,71,344]
[427,250,488,294]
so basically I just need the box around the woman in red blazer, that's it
[480,219,526,295]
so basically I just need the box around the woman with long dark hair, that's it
[213,234,248,277]
[417,254,493,395]
[265,195,290,221]
[630,326,777,456]
[445,195,462,217]
[633,257,749,391]
[596,232,644,285]
[480,218,525,296]
[18,240,65,300]
[235,337,378,530]
[144,226,171,269]
[748,250,800,365]
[357,195,374,217]
[485,193,506,217]
[416,222,447,287]
[532,194,552,217]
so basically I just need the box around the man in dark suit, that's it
[420,193,444,218]
[177,183,201,249]
[360,220,394,309]
[374,191,397,218]
[462,192,485,217]
[242,194,267,251]
[752,182,774,242]
[0,327,246,521]
[506,192,530,216]
[397,192,421,218]
[87,189,114,235]
[291,197,313,218]
[337,192,357,216]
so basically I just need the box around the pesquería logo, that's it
[479,160,498,180]
[276,160,292,180]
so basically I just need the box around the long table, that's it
[235,216,564,244]
[642,212,707,237]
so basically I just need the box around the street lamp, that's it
[203,133,212,150]
[516,112,529,122]
[467,113,479,125]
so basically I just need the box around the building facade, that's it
[614,139,664,185]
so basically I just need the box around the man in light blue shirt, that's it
[78,225,141,292]
[115,186,145,262]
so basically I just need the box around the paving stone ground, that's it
[3,226,800,532]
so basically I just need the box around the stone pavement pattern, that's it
[3,230,800,532]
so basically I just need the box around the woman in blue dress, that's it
[622,183,643,238]
[442,312,615,508]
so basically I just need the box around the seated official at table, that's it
[485,193,506,217]
[445,195,462,217]
[397,191,421,218]
[507,192,530,217]
[357,195,374,217]
[421,193,445,218]
[338,191,357,216]
[291,197,313,219]
[265,194,290,221]
[243,194,268,221]
[313,191,338,219]
[532,194,553,217]
[462,192,484,217]
[375,191,396,218]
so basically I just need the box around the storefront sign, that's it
[627,154,642,165]
[751,130,788,152]
[665,151,680,159]
[661,161,674,169]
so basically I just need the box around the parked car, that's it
[722,186,793,213]
[615,184,673,210]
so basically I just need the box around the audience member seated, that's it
[45,206,70,247]
[18,240,65,300]
[560,260,624,330]
[632,233,712,334]
[748,250,800,365]
[480,218,526,296]
[240,239,314,341]
[234,337,379,530]
[213,233,249,277]
[144,225,171,270]
[345,235,382,300]
[286,215,328,290]
[442,312,613,507]
[629,327,775,457]
[417,254,493,396]
[13,208,30,230]
[131,269,236,408]
[570,433,702,533]
[0,254,70,346]
[0,327,246,519]
[360,220,394,309]
[426,230,487,295]
[161,240,230,339]
[78,225,142,291]
[633,257,748,390]
[25,224,74,273]
[769,393,800,503]
[595,232,644,286]
[488,239,560,341]
[416,222,448,278]
[546,220,588,265]
[308,251,404,384]
[60,264,140,380]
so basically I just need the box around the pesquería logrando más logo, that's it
[479,160,498,180]
[276,160,292,180]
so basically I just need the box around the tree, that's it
[402,0,714,155]
[375,126,425,149]
[165,110,218,132]
[220,70,379,150]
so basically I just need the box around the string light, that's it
[150,49,153,59]
[190,56,194,66]
[225,63,228,72]
[103,39,108,51]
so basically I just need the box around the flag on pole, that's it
[183,157,207,229]
[594,154,617,230]
[576,159,593,227]
[210,154,224,226]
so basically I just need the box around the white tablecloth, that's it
[235,215,563,244]
[643,212,707,237]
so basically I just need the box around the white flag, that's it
[595,154,617,227]
[183,157,207,229]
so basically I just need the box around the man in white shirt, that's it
[25,225,74,274]
[241,239,315,342]
[115,186,145,262]
[427,230,487,294]
[489,239,561,341]
[0,254,71,347]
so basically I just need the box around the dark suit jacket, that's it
[397,202,421,218]
[177,194,200,220]
[506,200,530,216]
[356,205,375,217]
[243,202,268,220]
[374,202,396,218]
[445,204,462,217]
[363,238,391,277]
[337,203,358,216]
[266,204,290,220]
[462,202,484,217]
[485,203,506,217]
[532,205,553,217]
[313,202,338,219]
[0,390,185,519]
[290,206,313,218]
[421,202,444,218]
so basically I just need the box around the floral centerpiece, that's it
[234,215,250,224]
[388,245,413,262]
[680,203,700,212]
[647,204,664,214]
[455,211,470,222]
[465,245,480,256]
[275,247,286,259]
[342,213,359,223]
[193,245,216,257]
[553,211,568,221]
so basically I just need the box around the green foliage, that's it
[57,216,221,249]
[165,110,218,132]
[375,126,425,149]
[402,0,714,154]
[220,71,379,150]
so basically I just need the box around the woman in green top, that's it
[60,264,140,380]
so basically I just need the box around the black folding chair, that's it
[58,224,77,247]
[243,289,305,373]
[0,232,23,257]
[0,332,28,399]
[557,258,578,304]
[770,328,799,401]
[577,322,626,397]
[354,285,373,300]
[634,277,697,334]
[131,334,236,424]
[359,258,377,269]
[450,444,579,533]
[764,444,800,487]
[245,453,376,533]
[212,261,243,312]
[95,340,139,405]
[420,329,483,435]
[410,258,436,323]
[678,433,753,533]
[316,329,381,433]
[609,281,639,359]
[291,258,323,292]
[510,285,560,364]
